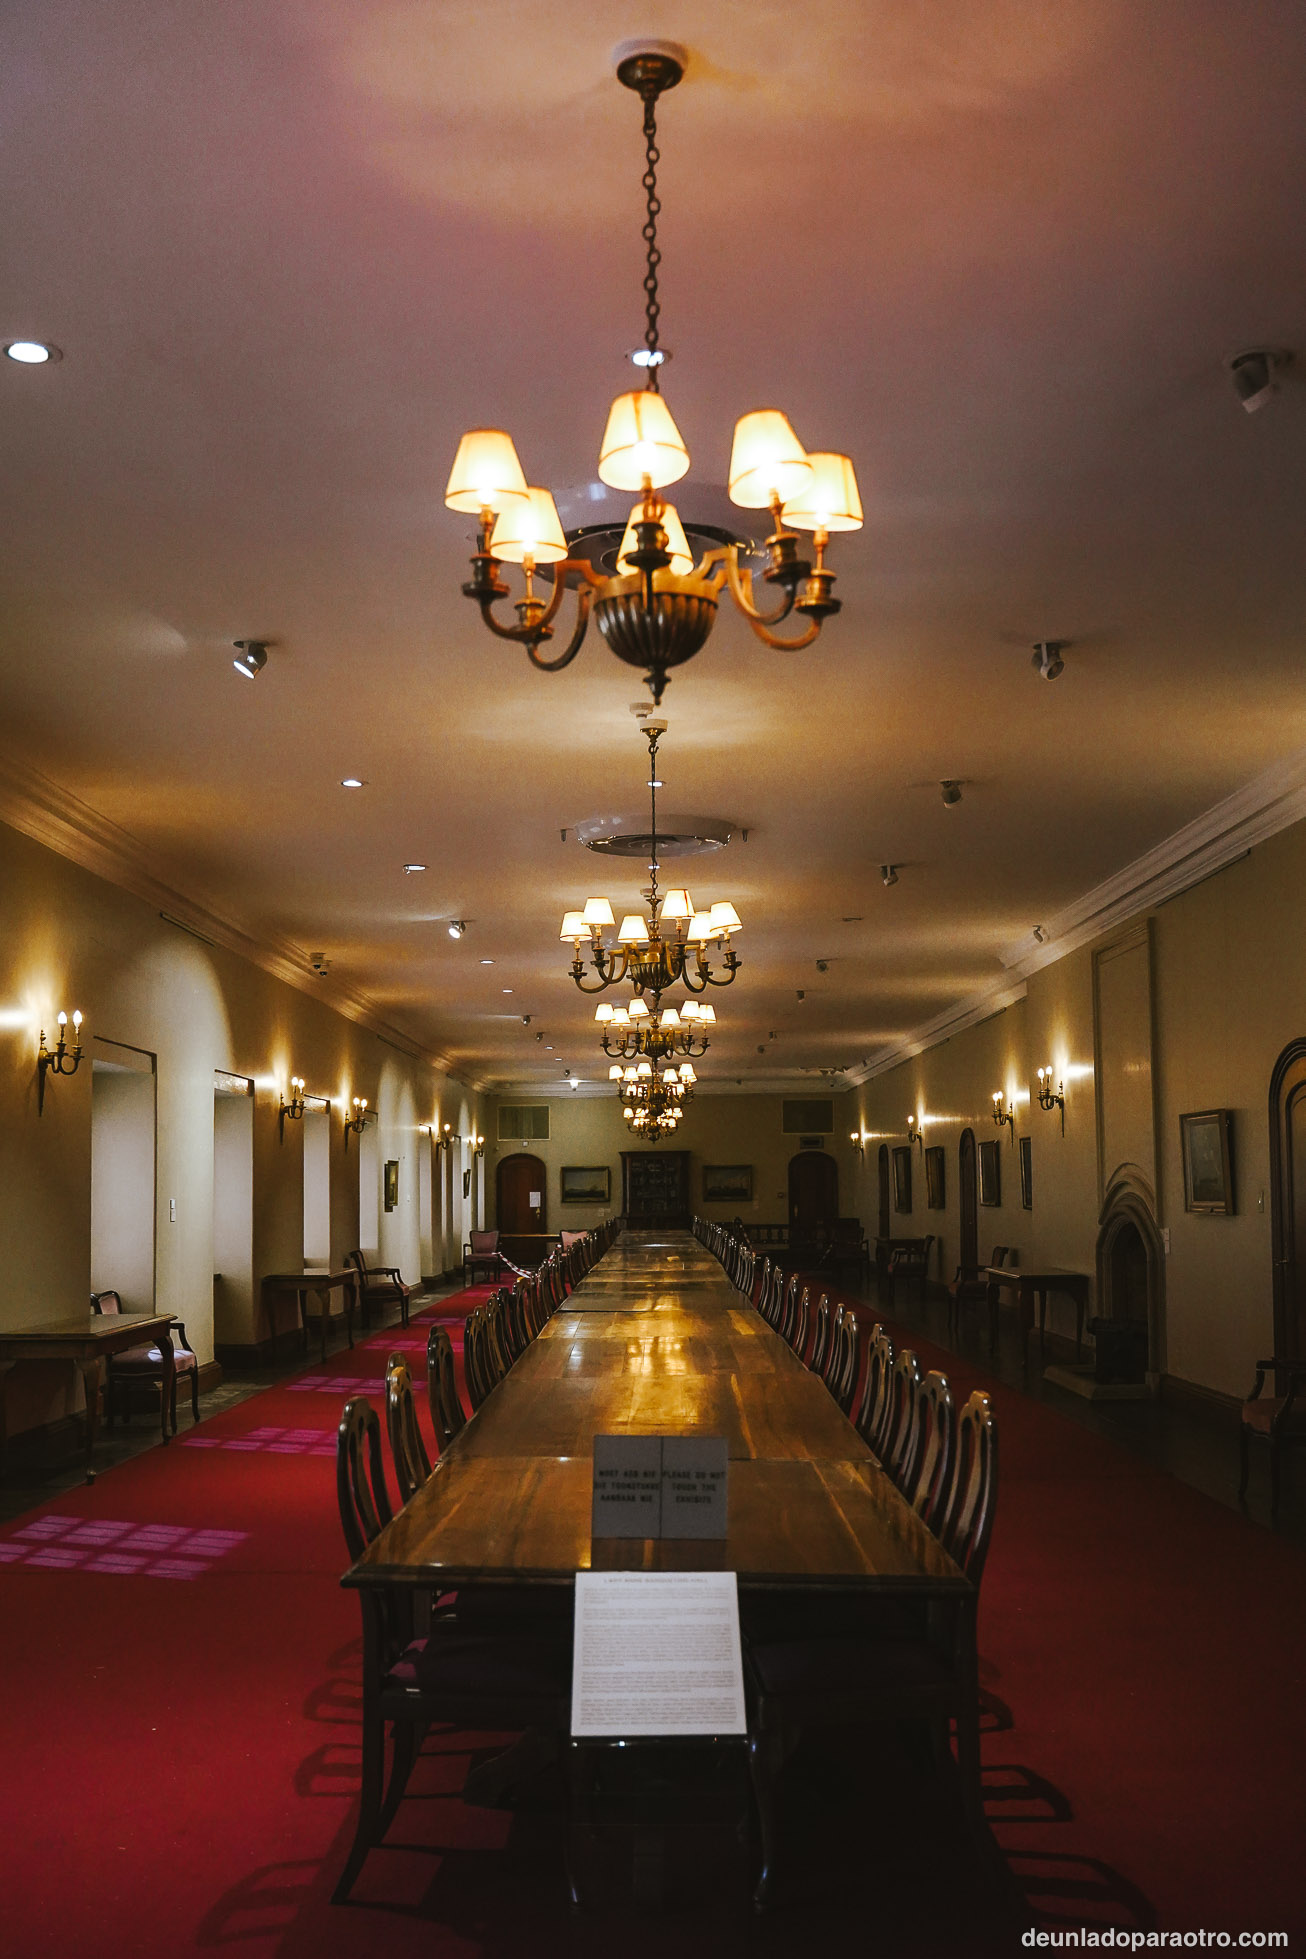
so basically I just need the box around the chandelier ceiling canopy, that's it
[445,41,862,707]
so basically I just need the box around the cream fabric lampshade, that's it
[489,487,568,565]
[598,391,691,492]
[781,452,863,532]
[728,410,812,508]
[444,429,529,513]
[559,910,587,941]
[618,913,650,945]
[616,501,694,577]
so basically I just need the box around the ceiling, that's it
[3,0,1306,1092]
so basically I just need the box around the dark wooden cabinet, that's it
[621,1150,689,1229]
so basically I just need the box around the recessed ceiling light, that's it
[480,957,495,966]
[341,777,365,789]
[403,862,426,873]
[502,987,513,995]
[4,340,61,364]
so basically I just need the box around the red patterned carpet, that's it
[0,1280,1301,1956]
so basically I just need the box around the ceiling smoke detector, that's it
[571,810,736,858]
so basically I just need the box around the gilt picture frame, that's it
[1180,1109,1234,1215]
[979,1139,1002,1207]
[892,1145,913,1214]
[924,1146,946,1210]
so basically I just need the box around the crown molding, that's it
[847,741,1306,1088]
[0,751,475,1089]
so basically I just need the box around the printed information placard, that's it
[591,1435,729,1539]
[571,1570,747,1737]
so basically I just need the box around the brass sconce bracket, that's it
[343,1098,375,1149]
[1036,1070,1066,1135]
[991,1093,1016,1141]
[279,1077,306,1140]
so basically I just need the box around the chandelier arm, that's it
[701,950,742,986]
[570,967,621,994]
[524,583,596,672]
[740,612,824,652]
[723,546,798,627]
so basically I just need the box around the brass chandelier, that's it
[561,724,741,998]
[444,41,863,708]
[595,995,713,1062]
[618,1062,695,1141]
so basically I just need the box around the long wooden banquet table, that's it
[345,1228,970,1606]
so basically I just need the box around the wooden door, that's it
[497,1153,546,1235]
[877,1144,891,1240]
[1270,1040,1306,1362]
[789,1151,838,1249]
[959,1128,978,1277]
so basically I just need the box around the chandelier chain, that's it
[640,87,662,391]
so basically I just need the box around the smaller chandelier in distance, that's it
[618,1061,695,1142]
[444,43,862,708]
[561,724,741,998]
[596,996,714,1062]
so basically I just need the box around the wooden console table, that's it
[263,1270,358,1362]
[0,1314,176,1484]
[985,1265,1091,1364]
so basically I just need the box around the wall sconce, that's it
[433,1122,458,1157]
[343,1096,374,1148]
[37,1010,83,1114]
[469,1133,485,1159]
[849,1129,866,1157]
[1036,1066,1066,1135]
[279,1076,306,1138]
[991,1090,1015,1140]
[907,1113,924,1154]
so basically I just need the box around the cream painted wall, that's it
[849,818,1306,1399]
[487,1091,859,1235]
[0,819,486,1441]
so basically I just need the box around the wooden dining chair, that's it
[385,1354,432,1504]
[788,1286,812,1363]
[426,1325,467,1453]
[743,1390,999,1909]
[345,1249,413,1330]
[333,1398,574,1905]
[854,1323,895,1456]
[824,1306,859,1414]
[903,1369,955,1531]
[1238,1357,1306,1515]
[808,1294,832,1377]
[947,1244,1011,1340]
[93,1290,200,1438]
[881,1348,923,1489]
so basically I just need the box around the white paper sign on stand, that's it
[571,1570,747,1737]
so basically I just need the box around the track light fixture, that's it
[881,864,899,887]
[448,920,467,940]
[1031,640,1066,681]
[1229,347,1289,414]
[940,780,963,807]
[232,640,268,679]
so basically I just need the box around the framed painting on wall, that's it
[384,1159,399,1212]
[561,1165,611,1204]
[1019,1134,1033,1210]
[892,1146,913,1213]
[979,1139,1001,1207]
[703,1164,753,1203]
[1180,1109,1234,1214]
[924,1146,946,1209]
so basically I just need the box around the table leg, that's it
[315,1285,328,1363]
[1075,1289,1085,1358]
[156,1327,175,1443]
[986,1279,1000,1355]
[344,1277,356,1352]
[299,1287,310,1357]
[79,1359,103,1483]
[0,1361,15,1481]
[1038,1286,1048,1362]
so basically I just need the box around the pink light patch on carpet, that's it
[183,1426,338,1457]
[0,1515,249,1580]
[285,1375,385,1394]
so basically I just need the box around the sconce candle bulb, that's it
[1036,1066,1066,1134]
[991,1090,1015,1141]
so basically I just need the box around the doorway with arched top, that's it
[496,1152,548,1267]
[788,1150,839,1263]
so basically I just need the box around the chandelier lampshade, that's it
[444,430,529,514]
[598,391,691,492]
[489,487,568,566]
[782,452,864,534]
[617,501,694,577]
[727,410,813,509]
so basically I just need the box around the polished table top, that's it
[345,1231,968,1596]
[0,1313,175,1353]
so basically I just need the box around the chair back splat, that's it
[426,1324,466,1451]
[337,1396,394,1561]
[385,1353,432,1503]
[940,1389,999,1587]
[906,1369,955,1532]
